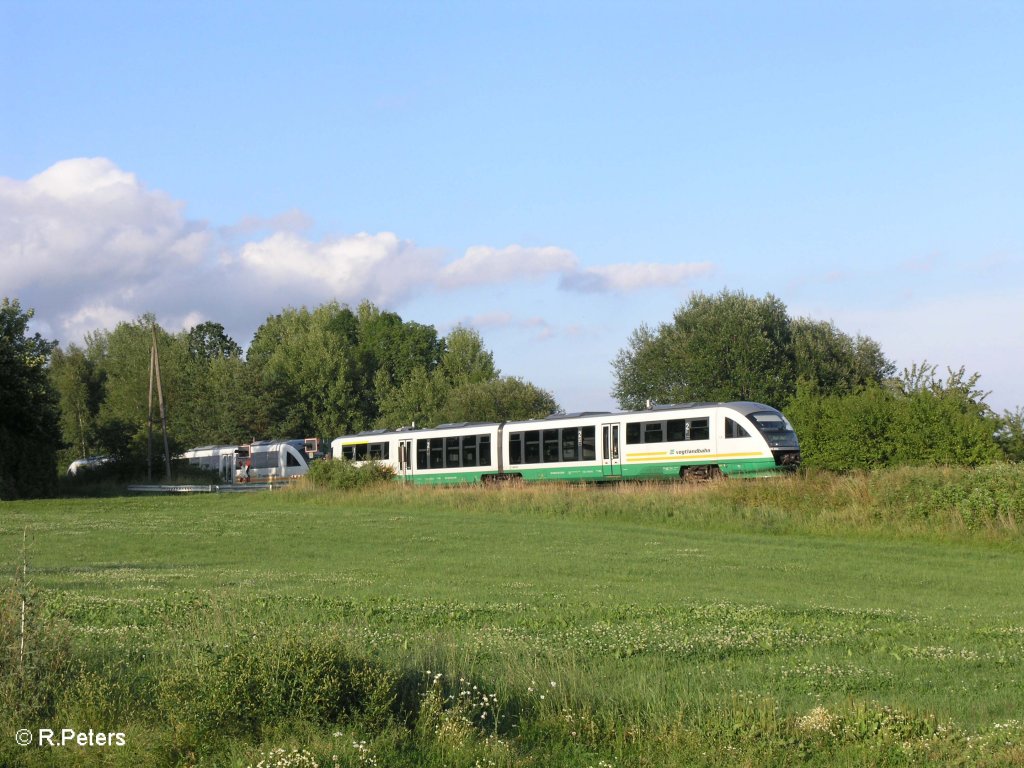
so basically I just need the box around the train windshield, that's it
[747,411,799,449]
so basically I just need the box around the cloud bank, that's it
[1,158,715,345]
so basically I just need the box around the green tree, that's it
[176,322,254,447]
[188,321,243,361]
[49,343,105,467]
[791,317,895,395]
[786,364,1002,471]
[0,298,62,499]
[613,290,795,409]
[373,365,450,429]
[995,407,1024,462]
[436,377,558,424]
[354,302,444,423]
[374,326,555,428]
[246,303,363,439]
[87,315,189,467]
[613,291,895,411]
[438,326,498,386]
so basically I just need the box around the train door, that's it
[219,453,234,483]
[601,423,621,477]
[397,439,413,482]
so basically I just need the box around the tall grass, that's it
[305,462,1024,540]
[3,463,1023,766]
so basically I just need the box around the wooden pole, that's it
[151,326,172,480]
[147,339,155,482]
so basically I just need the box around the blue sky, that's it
[2,1,1021,414]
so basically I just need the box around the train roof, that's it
[331,402,784,442]
[249,438,307,449]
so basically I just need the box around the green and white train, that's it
[330,402,800,484]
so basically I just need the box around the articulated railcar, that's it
[179,444,239,482]
[181,438,320,484]
[331,402,799,484]
[334,423,501,485]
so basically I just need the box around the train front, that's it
[745,408,801,470]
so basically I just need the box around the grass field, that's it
[2,469,1024,767]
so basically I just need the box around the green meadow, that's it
[2,468,1024,767]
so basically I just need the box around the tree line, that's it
[2,291,1021,499]
[611,290,1023,471]
[1,298,557,498]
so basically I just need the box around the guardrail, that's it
[126,483,277,494]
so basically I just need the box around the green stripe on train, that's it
[394,456,786,484]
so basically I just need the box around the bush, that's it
[157,631,397,743]
[306,458,394,490]
[787,385,1001,471]
[930,463,1024,529]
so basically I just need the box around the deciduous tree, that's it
[0,298,62,498]
[613,290,794,409]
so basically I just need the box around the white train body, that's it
[181,438,319,484]
[331,402,799,484]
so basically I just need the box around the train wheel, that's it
[680,465,722,482]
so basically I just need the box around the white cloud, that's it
[440,245,578,288]
[0,158,204,292]
[3,158,721,354]
[236,230,440,304]
[222,209,314,238]
[439,245,713,296]
[61,302,136,343]
[560,262,716,293]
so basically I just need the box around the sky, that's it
[2,1,1022,415]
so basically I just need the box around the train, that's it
[180,438,321,484]
[330,401,800,484]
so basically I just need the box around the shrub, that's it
[930,463,1024,529]
[158,631,397,744]
[306,458,394,490]
[787,385,1001,471]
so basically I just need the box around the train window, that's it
[581,426,596,460]
[748,411,800,449]
[430,439,443,468]
[524,431,541,463]
[342,445,355,461]
[543,430,559,462]
[479,435,491,466]
[687,418,710,441]
[725,418,750,438]
[368,442,389,460]
[446,436,461,467]
[253,450,277,469]
[509,433,523,464]
[626,422,641,444]
[667,419,685,441]
[286,450,302,467]
[462,435,477,467]
[417,440,429,469]
[354,444,369,461]
[644,422,664,443]
[561,428,579,461]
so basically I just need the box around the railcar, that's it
[331,402,799,484]
[181,438,320,484]
[179,444,240,482]
[333,423,501,484]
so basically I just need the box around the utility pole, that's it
[147,325,172,481]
